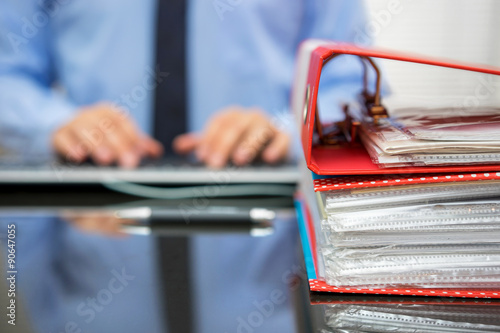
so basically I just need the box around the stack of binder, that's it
[293,40,500,298]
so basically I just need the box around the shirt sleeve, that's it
[302,0,371,123]
[279,0,370,160]
[0,1,77,155]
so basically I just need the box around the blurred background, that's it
[365,0,500,108]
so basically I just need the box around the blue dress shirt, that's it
[0,1,368,332]
[0,0,367,153]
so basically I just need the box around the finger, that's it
[52,128,88,163]
[139,135,164,158]
[68,215,126,237]
[99,123,140,168]
[205,115,249,168]
[196,109,241,161]
[232,117,274,166]
[261,131,291,164]
[101,216,128,237]
[69,216,102,234]
[109,112,151,161]
[67,124,117,166]
[196,119,224,161]
[93,145,114,165]
[110,111,140,145]
[173,133,199,154]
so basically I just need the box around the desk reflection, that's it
[0,211,299,333]
[323,303,500,332]
[311,295,500,332]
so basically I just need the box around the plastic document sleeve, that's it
[294,195,500,299]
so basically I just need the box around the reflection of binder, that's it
[320,302,500,332]
[293,40,500,175]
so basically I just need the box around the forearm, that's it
[0,0,78,155]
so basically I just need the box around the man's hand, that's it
[52,103,163,168]
[173,107,291,168]
[62,211,135,237]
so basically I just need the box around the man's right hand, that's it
[52,103,163,168]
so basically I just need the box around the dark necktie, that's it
[153,1,192,332]
[154,0,187,155]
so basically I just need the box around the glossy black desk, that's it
[1,185,500,333]
[0,185,309,333]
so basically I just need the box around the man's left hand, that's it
[173,107,290,168]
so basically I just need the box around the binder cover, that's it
[293,40,500,175]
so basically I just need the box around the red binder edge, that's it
[310,296,500,306]
[313,171,500,192]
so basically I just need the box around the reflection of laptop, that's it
[0,152,299,185]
